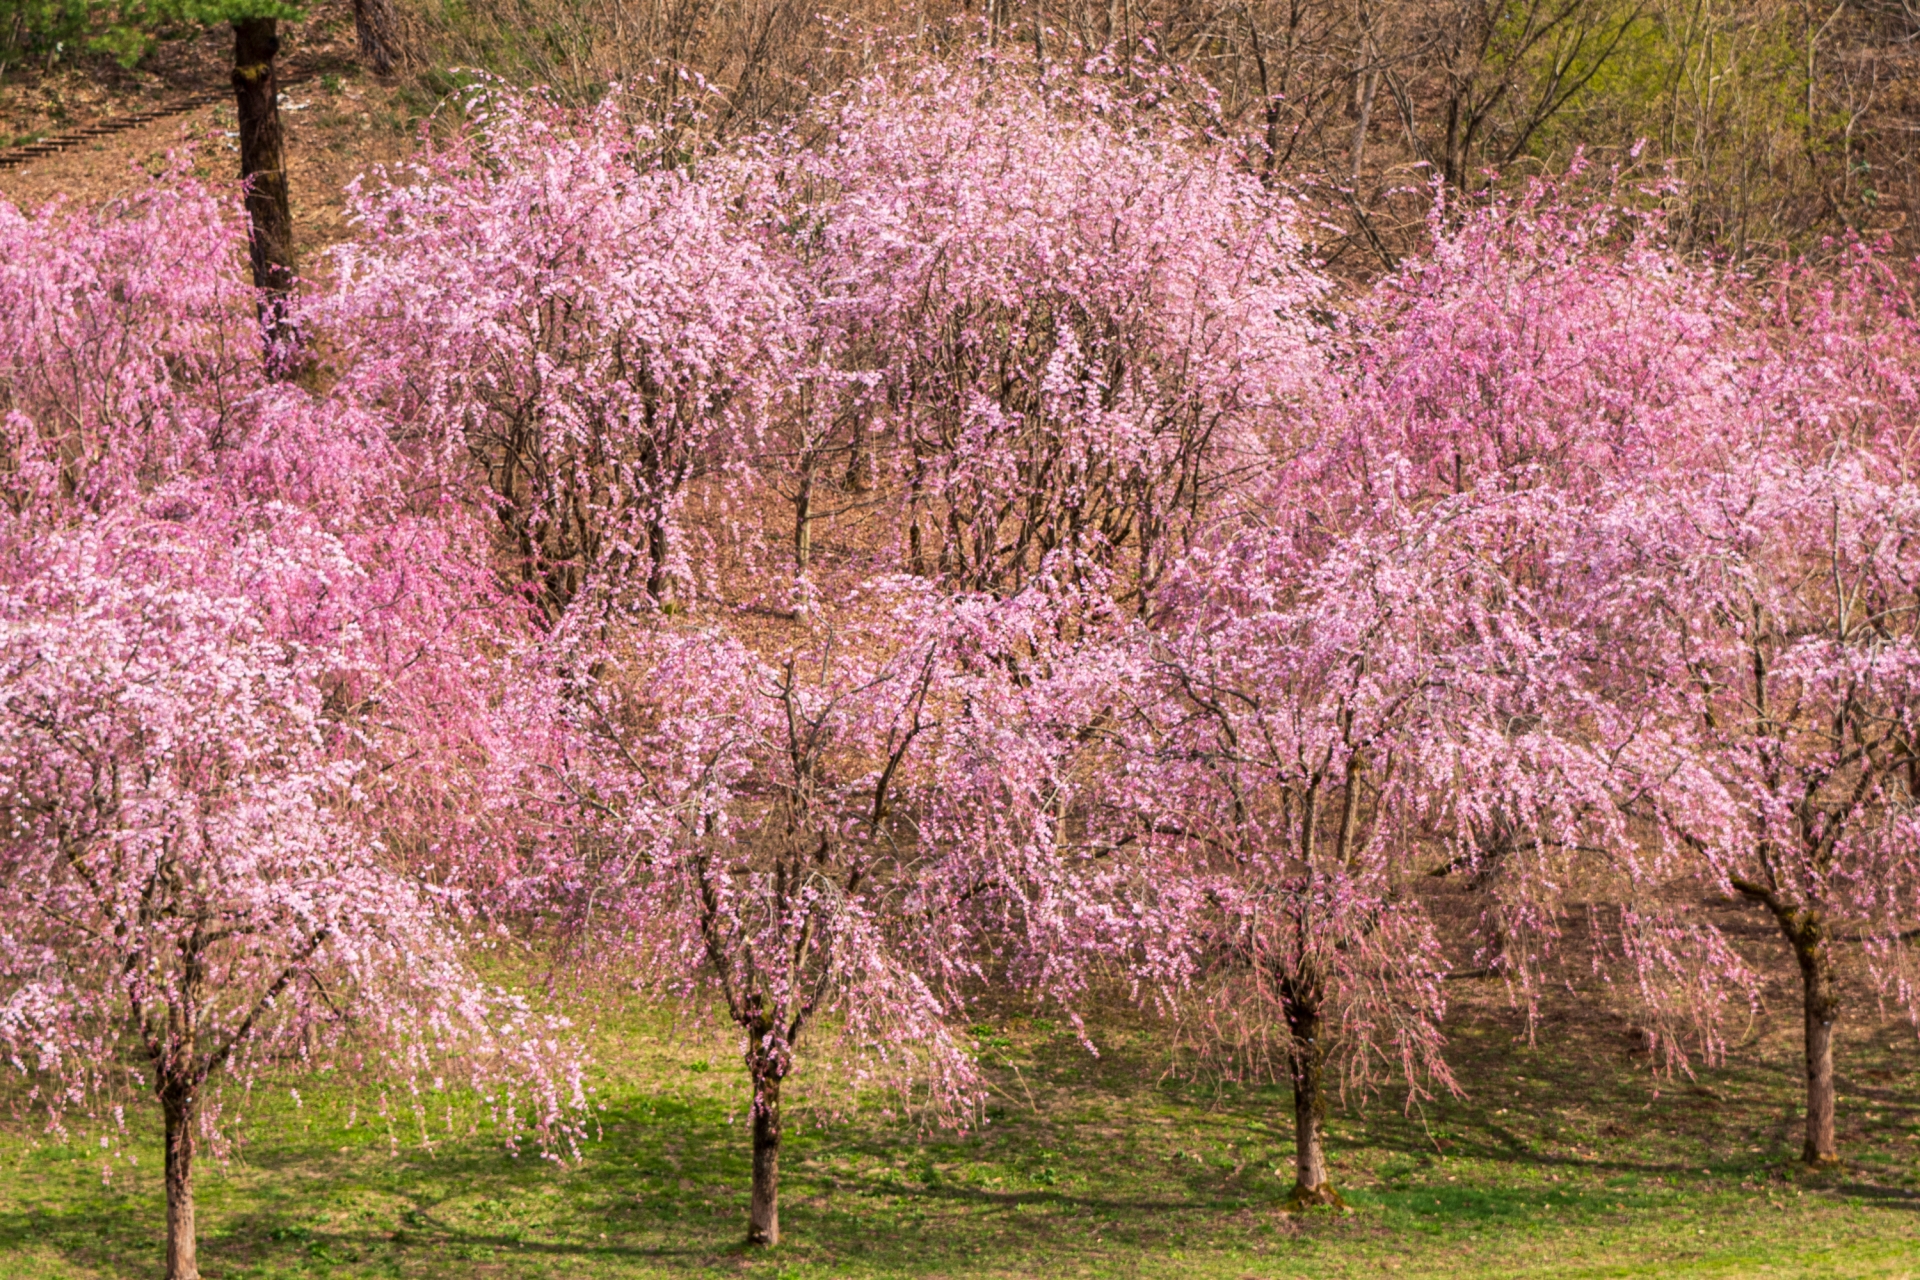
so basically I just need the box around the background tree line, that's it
[7,0,1916,261]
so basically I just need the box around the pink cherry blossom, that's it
[0,515,584,1279]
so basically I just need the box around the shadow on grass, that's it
[3,993,1920,1277]
[1830,1181,1920,1211]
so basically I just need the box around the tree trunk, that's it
[793,456,814,577]
[351,0,402,75]
[845,418,873,493]
[231,18,298,368]
[162,1087,200,1280]
[1794,924,1840,1165]
[1349,68,1379,185]
[1283,981,1342,1207]
[746,1070,782,1246]
[906,455,928,576]
[1738,877,1846,1168]
[646,516,671,608]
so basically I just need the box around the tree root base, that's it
[1283,1182,1347,1211]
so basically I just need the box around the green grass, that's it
[2,990,1918,1279]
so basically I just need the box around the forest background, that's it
[7,0,1920,262]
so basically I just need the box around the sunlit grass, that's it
[1,987,1917,1278]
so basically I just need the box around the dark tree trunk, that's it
[845,418,873,493]
[646,515,671,607]
[1793,922,1840,1165]
[747,1069,782,1245]
[350,0,401,75]
[793,456,814,577]
[1283,979,1342,1207]
[1736,874,1845,1168]
[231,18,298,367]
[162,1085,200,1280]
[906,454,928,576]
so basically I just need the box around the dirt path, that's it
[0,88,232,171]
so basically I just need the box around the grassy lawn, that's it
[1,984,1917,1279]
